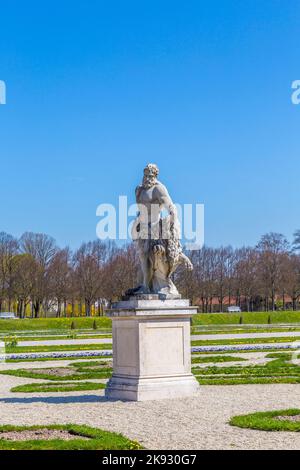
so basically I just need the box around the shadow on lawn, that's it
[0,395,114,404]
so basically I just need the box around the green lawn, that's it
[0,366,112,382]
[11,381,106,393]
[191,326,300,335]
[1,334,112,342]
[230,409,300,432]
[0,317,112,332]
[198,376,300,385]
[191,336,300,346]
[6,343,112,354]
[192,355,247,364]
[194,353,300,385]
[1,311,300,333]
[193,311,300,325]
[0,424,142,450]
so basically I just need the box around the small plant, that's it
[67,331,77,339]
[268,314,271,324]
[239,316,243,324]
[70,320,76,330]
[93,320,97,330]
[4,335,18,348]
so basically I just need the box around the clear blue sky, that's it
[0,0,299,249]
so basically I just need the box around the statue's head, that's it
[143,163,159,189]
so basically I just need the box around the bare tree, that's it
[73,241,105,316]
[47,248,71,316]
[234,247,258,311]
[102,244,139,301]
[0,232,19,312]
[13,254,37,317]
[214,246,233,312]
[292,229,300,253]
[256,233,290,311]
[283,254,300,310]
[20,232,57,316]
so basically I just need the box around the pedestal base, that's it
[105,374,199,401]
[105,296,200,402]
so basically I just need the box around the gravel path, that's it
[0,373,299,449]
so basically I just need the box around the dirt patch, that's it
[32,368,77,377]
[82,363,112,370]
[0,429,90,441]
[276,415,300,422]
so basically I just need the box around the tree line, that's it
[0,230,300,317]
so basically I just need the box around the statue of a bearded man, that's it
[127,163,193,299]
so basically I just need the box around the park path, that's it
[0,373,299,450]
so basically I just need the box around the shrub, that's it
[4,335,18,348]
[67,331,77,340]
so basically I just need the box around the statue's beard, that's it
[143,175,156,189]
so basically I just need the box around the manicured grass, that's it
[197,376,300,385]
[3,334,112,342]
[0,366,112,381]
[191,327,300,335]
[194,353,300,385]
[229,409,300,432]
[192,347,295,356]
[265,352,300,361]
[191,355,247,364]
[193,311,300,325]
[0,424,142,450]
[10,381,106,393]
[1,311,299,333]
[191,336,300,346]
[6,343,112,354]
[0,317,112,332]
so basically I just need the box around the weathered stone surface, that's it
[126,163,193,298]
[105,299,200,401]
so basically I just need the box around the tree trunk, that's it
[57,301,61,317]
[85,300,91,317]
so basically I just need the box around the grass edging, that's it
[229,409,300,431]
[0,424,142,450]
[10,382,106,393]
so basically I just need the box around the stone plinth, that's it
[105,296,200,401]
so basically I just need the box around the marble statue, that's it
[127,163,193,298]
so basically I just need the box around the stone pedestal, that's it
[105,296,200,401]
